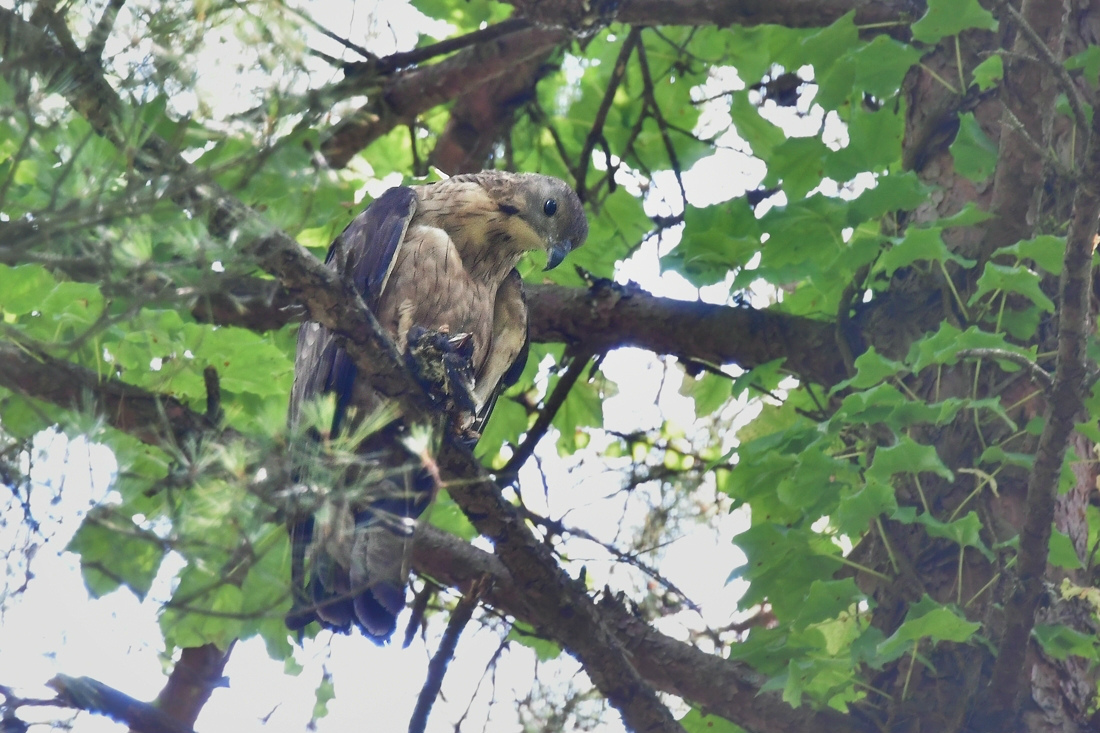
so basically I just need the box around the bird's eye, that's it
[543,198,558,216]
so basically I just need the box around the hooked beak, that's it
[544,241,572,271]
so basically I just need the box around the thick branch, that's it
[982,56,1100,725]
[47,674,194,733]
[190,277,849,388]
[148,644,233,731]
[0,340,216,446]
[412,527,865,733]
[501,0,916,30]
[321,24,566,168]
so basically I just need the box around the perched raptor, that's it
[286,171,588,642]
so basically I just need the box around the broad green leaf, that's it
[1065,46,1100,89]
[766,136,831,200]
[836,481,898,534]
[1033,624,1098,660]
[831,347,906,392]
[906,323,1034,373]
[969,263,1055,312]
[935,202,994,229]
[993,235,1066,274]
[793,578,863,630]
[880,227,976,276]
[680,371,732,416]
[972,55,1003,90]
[68,510,166,601]
[1049,527,1084,569]
[911,0,998,44]
[950,113,999,182]
[0,264,58,316]
[680,709,745,733]
[730,92,786,159]
[877,597,981,662]
[508,622,562,661]
[911,511,993,560]
[867,435,953,483]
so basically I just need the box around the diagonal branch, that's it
[501,0,913,31]
[320,23,566,168]
[982,60,1100,727]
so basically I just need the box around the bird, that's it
[285,170,588,642]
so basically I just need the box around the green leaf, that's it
[429,490,478,541]
[907,323,1034,373]
[880,227,976,276]
[793,578,863,630]
[993,235,1066,274]
[312,671,336,722]
[950,113,999,182]
[877,596,981,662]
[1065,46,1100,89]
[554,372,608,453]
[680,709,745,733]
[972,55,1003,90]
[867,435,954,483]
[935,202,994,229]
[911,0,998,44]
[832,347,907,393]
[1049,527,1084,569]
[680,371,732,416]
[508,622,562,661]
[0,264,58,316]
[729,92,786,159]
[969,262,1055,312]
[911,511,993,560]
[663,200,761,287]
[766,136,831,200]
[846,172,930,225]
[849,35,924,99]
[1033,624,1099,660]
[68,510,166,601]
[836,481,898,535]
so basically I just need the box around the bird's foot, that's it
[405,326,478,434]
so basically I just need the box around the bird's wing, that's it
[288,186,417,436]
[286,187,417,638]
[473,268,530,430]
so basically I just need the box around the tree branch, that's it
[407,579,483,733]
[501,0,915,31]
[412,527,866,733]
[320,23,566,168]
[46,674,195,733]
[982,60,1100,727]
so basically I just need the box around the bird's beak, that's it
[544,241,571,271]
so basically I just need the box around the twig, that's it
[955,348,1053,392]
[407,578,486,733]
[202,365,223,423]
[499,351,592,482]
[994,0,1090,134]
[574,27,641,200]
[635,39,688,209]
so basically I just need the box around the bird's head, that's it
[466,171,589,271]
